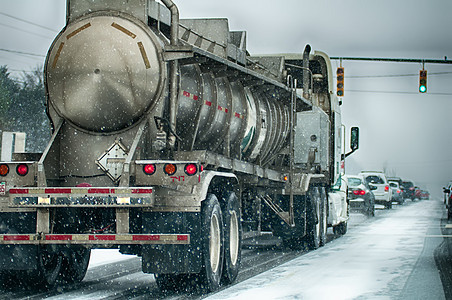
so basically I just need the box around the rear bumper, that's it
[8,187,154,207]
[0,233,189,245]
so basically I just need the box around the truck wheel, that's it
[319,187,328,246]
[197,193,224,292]
[221,191,241,285]
[306,187,323,250]
[60,247,91,284]
[28,247,63,288]
[333,221,347,235]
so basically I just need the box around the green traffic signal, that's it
[419,70,427,93]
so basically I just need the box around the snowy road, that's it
[207,199,448,299]
[1,198,449,299]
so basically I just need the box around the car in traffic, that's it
[359,171,393,209]
[387,177,406,199]
[346,174,376,216]
[389,181,404,205]
[420,190,430,200]
[401,180,416,201]
[443,182,452,219]
[414,186,422,200]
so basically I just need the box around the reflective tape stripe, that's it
[45,234,72,241]
[0,234,190,244]
[235,112,244,119]
[9,188,29,194]
[2,235,31,241]
[218,105,229,113]
[9,187,152,195]
[88,188,114,194]
[182,90,199,101]
[45,188,72,194]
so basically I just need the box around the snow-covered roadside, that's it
[88,249,134,268]
[206,199,445,300]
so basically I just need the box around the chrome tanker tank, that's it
[45,12,289,163]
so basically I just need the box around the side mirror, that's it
[350,127,359,151]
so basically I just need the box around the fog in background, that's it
[1,0,451,197]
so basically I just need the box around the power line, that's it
[331,56,452,65]
[346,71,452,79]
[0,12,58,33]
[347,89,452,96]
[0,48,45,58]
[0,22,54,39]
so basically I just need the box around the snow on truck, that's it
[0,0,359,292]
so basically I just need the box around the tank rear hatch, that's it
[45,14,165,133]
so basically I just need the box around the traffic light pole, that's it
[330,57,452,64]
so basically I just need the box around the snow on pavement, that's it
[88,249,134,268]
[207,199,444,300]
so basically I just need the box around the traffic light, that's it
[337,67,344,97]
[419,70,427,93]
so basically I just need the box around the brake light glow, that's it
[143,164,156,175]
[385,185,389,192]
[16,164,28,176]
[184,163,198,176]
[164,163,177,175]
[353,189,366,196]
[0,164,9,176]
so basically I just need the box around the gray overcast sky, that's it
[1,0,452,196]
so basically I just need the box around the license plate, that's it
[0,182,5,195]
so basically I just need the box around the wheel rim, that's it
[209,213,221,273]
[229,210,239,266]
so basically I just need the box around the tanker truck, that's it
[0,0,358,292]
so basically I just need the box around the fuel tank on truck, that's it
[45,12,166,133]
[175,64,290,164]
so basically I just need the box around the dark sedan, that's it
[346,174,376,216]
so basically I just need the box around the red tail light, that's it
[164,163,177,175]
[16,164,28,176]
[184,163,198,176]
[353,189,366,196]
[0,164,9,176]
[143,164,156,175]
[397,190,401,193]
[385,185,389,192]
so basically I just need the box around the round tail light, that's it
[16,164,28,176]
[164,163,177,175]
[184,164,198,176]
[143,164,156,175]
[0,164,9,176]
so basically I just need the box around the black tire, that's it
[306,187,322,250]
[59,246,91,284]
[28,247,63,288]
[385,201,393,209]
[319,187,328,246]
[220,191,241,285]
[333,221,347,235]
[368,203,375,217]
[197,193,224,292]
